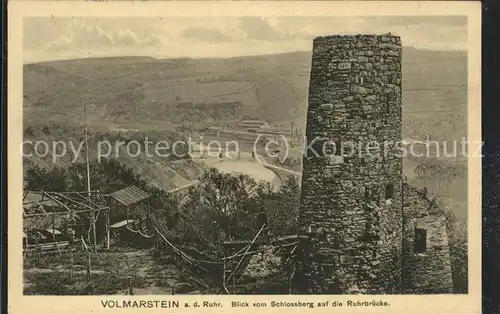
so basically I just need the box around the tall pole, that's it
[84,106,97,253]
[85,105,91,195]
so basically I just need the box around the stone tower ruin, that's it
[295,34,403,294]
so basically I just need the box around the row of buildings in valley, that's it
[202,119,303,147]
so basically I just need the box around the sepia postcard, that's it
[8,1,481,313]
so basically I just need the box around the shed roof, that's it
[23,191,58,207]
[110,185,150,207]
[45,228,62,235]
[110,220,134,229]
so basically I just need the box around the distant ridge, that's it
[25,46,466,65]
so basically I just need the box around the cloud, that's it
[371,16,467,28]
[239,17,295,41]
[182,27,233,42]
[290,17,371,39]
[23,16,468,63]
[44,19,165,51]
[285,16,467,51]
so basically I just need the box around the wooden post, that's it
[147,200,151,232]
[222,258,226,294]
[87,250,92,295]
[153,231,157,256]
[232,258,235,294]
[106,209,110,250]
[24,227,28,258]
[52,215,56,242]
[69,248,74,280]
[87,251,91,282]
[221,234,226,294]
[93,210,97,253]
[128,276,133,295]
[178,251,181,269]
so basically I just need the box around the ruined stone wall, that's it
[401,184,454,293]
[296,34,403,294]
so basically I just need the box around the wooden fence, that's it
[153,227,222,289]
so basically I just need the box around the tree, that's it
[25,165,68,192]
[42,125,50,135]
[414,159,463,194]
[414,162,429,187]
[185,168,257,241]
[442,164,461,194]
[24,126,35,137]
[255,176,300,236]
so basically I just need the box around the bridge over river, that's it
[188,150,301,191]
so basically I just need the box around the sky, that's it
[23,16,467,63]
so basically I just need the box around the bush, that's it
[242,246,282,280]
[24,126,35,137]
[42,125,50,135]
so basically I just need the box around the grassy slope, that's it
[24,246,202,295]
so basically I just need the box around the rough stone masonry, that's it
[295,34,403,294]
[294,34,455,294]
[401,183,454,293]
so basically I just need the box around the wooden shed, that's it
[109,185,151,224]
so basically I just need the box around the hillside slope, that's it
[24,48,467,141]
[22,122,204,191]
[23,48,467,192]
